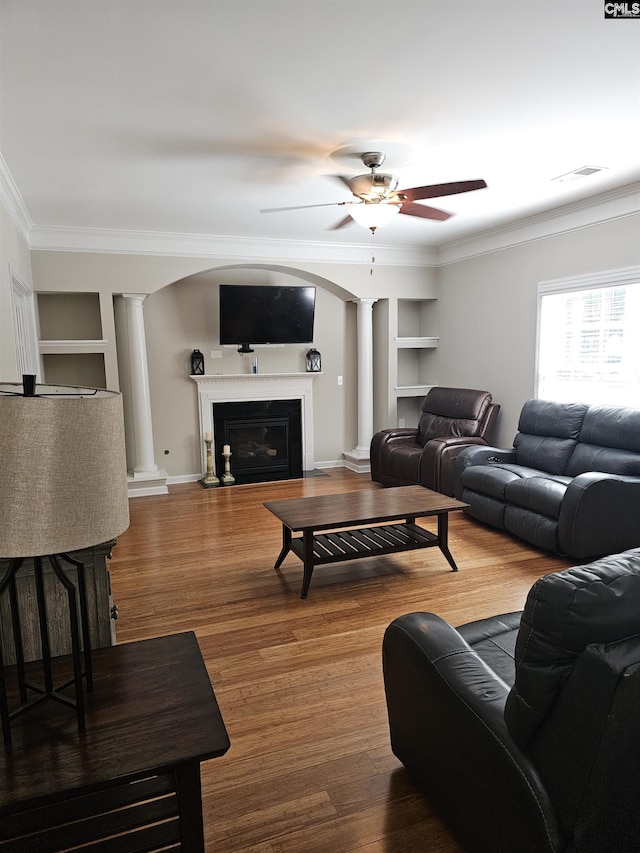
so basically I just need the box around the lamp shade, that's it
[348,201,400,230]
[0,385,130,558]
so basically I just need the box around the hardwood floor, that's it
[109,469,571,852]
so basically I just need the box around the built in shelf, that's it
[39,340,108,354]
[395,384,436,397]
[394,337,439,349]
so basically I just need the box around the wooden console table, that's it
[264,486,468,598]
[0,632,230,852]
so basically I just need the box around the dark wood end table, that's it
[0,631,230,852]
[264,486,468,598]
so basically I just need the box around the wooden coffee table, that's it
[263,486,468,598]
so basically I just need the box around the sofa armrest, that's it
[370,428,418,482]
[373,427,419,441]
[383,613,562,853]
[422,436,489,496]
[559,473,640,558]
[453,444,516,498]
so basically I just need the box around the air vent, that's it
[552,165,608,183]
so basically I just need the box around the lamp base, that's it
[0,554,92,749]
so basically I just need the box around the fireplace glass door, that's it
[212,400,302,484]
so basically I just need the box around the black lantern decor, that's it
[306,348,321,373]
[190,349,205,375]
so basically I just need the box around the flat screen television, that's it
[219,285,316,347]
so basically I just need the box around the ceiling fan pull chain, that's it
[370,227,376,274]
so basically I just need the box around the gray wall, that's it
[434,214,640,445]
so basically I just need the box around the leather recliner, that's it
[382,548,640,853]
[371,387,500,496]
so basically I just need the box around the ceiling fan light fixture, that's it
[260,150,486,232]
[348,201,400,230]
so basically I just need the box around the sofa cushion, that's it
[457,611,521,686]
[504,548,640,749]
[460,489,508,529]
[504,506,559,553]
[567,405,640,476]
[461,463,569,505]
[416,387,491,446]
[513,400,589,475]
[513,433,579,475]
[578,404,640,452]
[568,444,640,477]
[382,440,424,481]
[421,386,491,420]
[460,464,522,500]
[503,476,568,519]
[518,399,589,440]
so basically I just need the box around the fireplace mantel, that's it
[191,373,320,473]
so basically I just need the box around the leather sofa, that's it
[383,548,640,853]
[370,387,500,496]
[455,398,640,558]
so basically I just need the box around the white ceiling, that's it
[1,0,639,254]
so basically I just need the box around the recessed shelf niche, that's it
[393,298,438,426]
[37,293,108,387]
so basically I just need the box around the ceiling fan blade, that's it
[329,214,354,230]
[260,201,346,213]
[399,179,487,202]
[399,202,452,222]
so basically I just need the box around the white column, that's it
[122,294,160,477]
[344,297,378,470]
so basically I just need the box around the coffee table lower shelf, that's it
[281,518,459,599]
[289,522,439,566]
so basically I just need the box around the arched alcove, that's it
[139,263,358,479]
[167,262,358,303]
[33,250,438,489]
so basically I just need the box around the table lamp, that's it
[0,378,130,746]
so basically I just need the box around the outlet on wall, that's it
[398,419,405,428]
[210,350,223,358]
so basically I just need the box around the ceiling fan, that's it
[260,151,487,232]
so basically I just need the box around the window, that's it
[536,267,640,407]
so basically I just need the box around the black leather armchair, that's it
[383,549,640,853]
[371,387,499,496]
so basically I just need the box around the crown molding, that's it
[4,139,638,270]
[27,182,640,269]
[436,182,640,265]
[0,153,32,242]
[27,225,438,267]
[538,264,640,295]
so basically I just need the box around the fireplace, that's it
[212,399,302,484]
[191,373,320,479]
